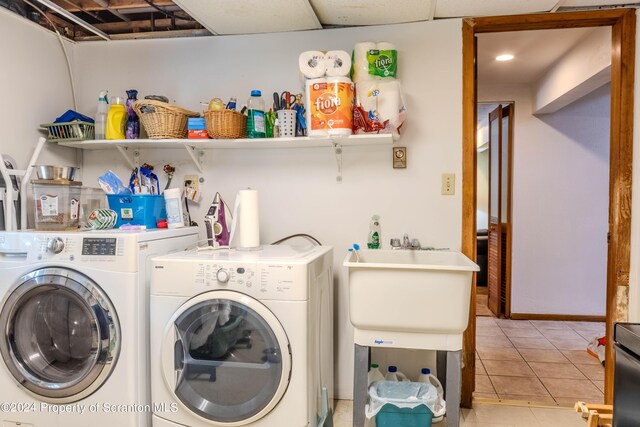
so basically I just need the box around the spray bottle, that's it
[368,215,381,249]
[95,90,109,139]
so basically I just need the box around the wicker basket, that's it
[133,100,200,139]
[204,109,247,139]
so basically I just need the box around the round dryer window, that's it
[165,291,291,424]
[0,268,120,402]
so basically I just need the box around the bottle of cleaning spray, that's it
[95,90,109,139]
[368,215,381,249]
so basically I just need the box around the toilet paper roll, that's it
[326,76,354,136]
[299,51,326,79]
[325,50,352,77]
[352,42,377,83]
[305,77,329,137]
[235,188,260,249]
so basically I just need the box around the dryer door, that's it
[163,290,292,425]
[0,268,120,403]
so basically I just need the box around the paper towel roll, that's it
[325,50,351,77]
[356,79,401,127]
[299,51,326,79]
[236,188,260,249]
[352,42,377,83]
[376,42,396,52]
[306,77,329,137]
[326,76,354,136]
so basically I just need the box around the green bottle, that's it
[368,215,381,249]
[247,90,266,138]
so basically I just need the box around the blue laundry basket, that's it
[107,194,166,228]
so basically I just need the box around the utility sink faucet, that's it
[391,234,421,250]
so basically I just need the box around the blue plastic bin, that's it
[107,194,166,228]
[375,403,433,427]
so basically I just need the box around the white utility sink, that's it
[344,249,479,350]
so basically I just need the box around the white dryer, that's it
[0,228,198,427]
[149,245,333,427]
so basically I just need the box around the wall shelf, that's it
[58,134,393,180]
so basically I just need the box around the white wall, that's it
[0,9,78,177]
[0,9,80,229]
[479,83,610,316]
[533,26,611,114]
[73,19,463,398]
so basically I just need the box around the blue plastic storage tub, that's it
[107,194,166,228]
[375,403,433,427]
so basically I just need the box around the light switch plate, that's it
[393,147,407,168]
[441,173,455,195]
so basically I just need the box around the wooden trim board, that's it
[461,8,635,408]
[510,313,606,322]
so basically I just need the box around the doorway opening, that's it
[461,9,635,408]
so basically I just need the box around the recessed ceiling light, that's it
[496,54,514,62]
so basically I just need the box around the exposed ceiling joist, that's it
[50,0,175,12]
[86,0,131,21]
[92,16,195,32]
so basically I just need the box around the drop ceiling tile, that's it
[310,0,435,26]
[435,0,559,18]
[172,0,321,34]
[561,0,632,6]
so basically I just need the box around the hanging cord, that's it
[22,0,77,110]
[271,234,322,246]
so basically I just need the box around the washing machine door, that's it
[0,267,120,402]
[163,290,292,425]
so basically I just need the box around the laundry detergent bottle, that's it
[385,365,408,382]
[106,96,126,140]
[368,363,384,386]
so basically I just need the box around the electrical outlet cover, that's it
[184,175,199,192]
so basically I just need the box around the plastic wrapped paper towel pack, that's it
[352,41,398,82]
[354,79,406,140]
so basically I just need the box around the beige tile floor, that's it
[474,316,605,405]
[333,399,588,427]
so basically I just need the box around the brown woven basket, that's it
[204,109,247,139]
[133,100,200,139]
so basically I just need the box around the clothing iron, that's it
[204,192,230,247]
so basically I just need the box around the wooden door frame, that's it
[462,9,635,407]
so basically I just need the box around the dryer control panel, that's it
[154,259,310,301]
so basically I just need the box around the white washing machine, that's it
[0,228,199,427]
[150,245,333,427]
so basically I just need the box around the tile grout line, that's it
[508,320,559,405]
[476,318,606,404]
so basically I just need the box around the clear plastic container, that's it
[80,187,107,228]
[32,180,82,231]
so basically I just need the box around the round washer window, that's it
[0,268,120,402]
